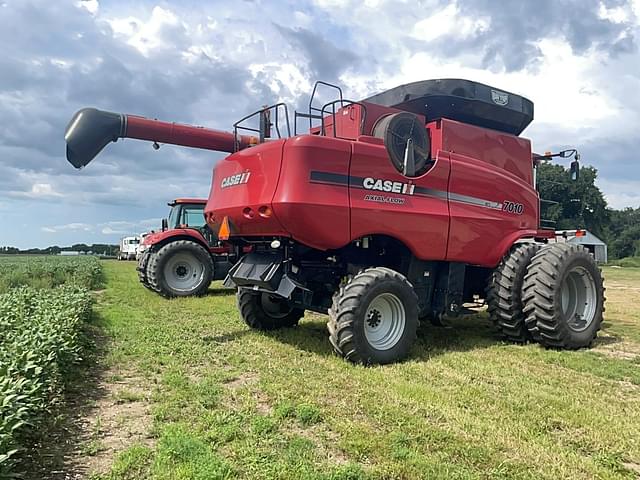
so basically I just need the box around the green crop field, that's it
[7,259,640,479]
[0,255,102,477]
[0,255,103,293]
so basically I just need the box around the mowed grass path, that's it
[93,261,640,479]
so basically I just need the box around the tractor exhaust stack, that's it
[65,108,256,169]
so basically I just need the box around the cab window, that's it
[181,205,205,227]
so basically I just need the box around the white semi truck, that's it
[118,236,141,260]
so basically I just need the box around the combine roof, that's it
[365,79,534,135]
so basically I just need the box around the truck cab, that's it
[118,236,141,260]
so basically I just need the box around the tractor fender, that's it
[145,229,210,252]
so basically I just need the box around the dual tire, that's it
[523,243,605,348]
[488,243,605,349]
[137,250,153,289]
[487,243,541,343]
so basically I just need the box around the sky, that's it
[1,0,640,249]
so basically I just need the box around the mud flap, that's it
[224,253,309,299]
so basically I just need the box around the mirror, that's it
[570,160,580,181]
[161,218,168,231]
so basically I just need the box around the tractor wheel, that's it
[486,243,541,343]
[137,250,152,289]
[146,252,162,293]
[147,240,213,298]
[237,288,304,330]
[327,267,418,365]
[523,243,605,348]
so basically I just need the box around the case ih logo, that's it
[491,89,509,106]
[363,177,416,195]
[221,171,251,189]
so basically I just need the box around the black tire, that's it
[327,267,419,365]
[486,243,541,343]
[146,252,162,293]
[147,240,213,298]
[523,243,605,349]
[137,250,152,289]
[237,288,304,330]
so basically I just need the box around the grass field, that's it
[33,261,640,479]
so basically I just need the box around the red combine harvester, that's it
[65,79,605,365]
[137,198,235,297]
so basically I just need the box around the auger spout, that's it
[64,108,257,169]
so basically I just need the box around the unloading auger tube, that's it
[64,108,258,169]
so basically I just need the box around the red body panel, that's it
[274,136,351,250]
[349,140,450,260]
[142,228,229,254]
[206,109,547,268]
[143,228,204,246]
[206,140,289,237]
[434,119,539,265]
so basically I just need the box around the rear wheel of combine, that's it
[327,267,418,365]
[148,240,213,298]
[486,243,541,343]
[523,243,605,349]
[237,288,304,330]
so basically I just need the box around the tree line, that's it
[0,244,118,256]
[537,163,638,260]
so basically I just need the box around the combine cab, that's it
[137,198,235,297]
[65,78,605,364]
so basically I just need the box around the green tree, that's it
[607,207,640,259]
[537,163,609,238]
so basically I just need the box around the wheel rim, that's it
[560,266,597,332]
[364,292,406,350]
[260,293,292,319]
[163,252,204,292]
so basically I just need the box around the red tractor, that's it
[65,79,605,364]
[137,198,235,297]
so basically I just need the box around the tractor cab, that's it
[165,198,207,230]
[141,198,219,252]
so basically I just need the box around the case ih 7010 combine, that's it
[137,198,235,297]
[65,79,605,365]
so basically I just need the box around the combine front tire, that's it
[237,289,304,330]
[327,267,418,365]
[523,243,605,349]
[486,243,541,343]
[147,240,213,298]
